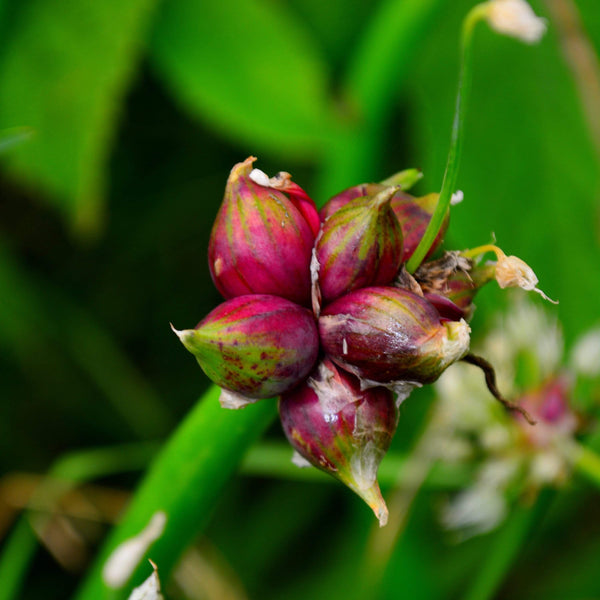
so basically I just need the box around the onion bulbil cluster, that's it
[173,156,546,524]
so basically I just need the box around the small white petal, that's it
[435,363,501,431]
[495,296,563,376]
[570,327,600,377]
[441,484,507,536]
[219,388,258,410]
[128,562,163,600]
[103,512,167,589]
[451,190,464,205]
[487,0,547,44]
[529,451,566,485]
[249,168,270,186]
[291,451,312,468]
[481,425,513,451]
[310,244,322,317]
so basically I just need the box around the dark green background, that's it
[1,0,599,598]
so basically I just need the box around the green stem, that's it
[0,521,39,600]
[406,4,489,273]
[0,442,159,600]
[74,387,277,600]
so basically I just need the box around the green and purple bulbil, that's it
[173,156,545,523]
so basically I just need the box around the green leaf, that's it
[0,0,160,235]
[74,388,277,599]
[287,0,374,68]
[0,442,158,600]
[149,0,336,159]
[0,127,33,153]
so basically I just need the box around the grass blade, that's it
[74,387,277,599]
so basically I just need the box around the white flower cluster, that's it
[432,295,579,537]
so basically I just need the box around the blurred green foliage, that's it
[1,0,599,598]
[150,0,338,157]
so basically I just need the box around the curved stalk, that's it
[406,4,489,273]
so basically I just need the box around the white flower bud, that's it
[486,0,547,44]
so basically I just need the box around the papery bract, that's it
[208,157,318,306]
[173,295,319,401]
[279,358,397,526]
[415,252,496,319]
[314,187,403,306]
[319,287,470,385]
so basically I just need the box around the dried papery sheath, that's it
[319,287,470,385]
[452,262,500,311]
[394,264,425,297]
[494,254,554,301]
[461,244,556,303]
[315,187,404,305]
[279,359,398,526]
[173,295,319,402]
[415,251,496,319]
[208,157,318,306]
